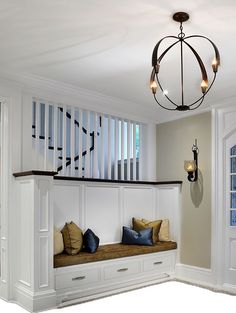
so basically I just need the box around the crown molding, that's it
[0,71,235,125]
[0,71,156,124]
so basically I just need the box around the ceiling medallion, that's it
[150,12,220,111]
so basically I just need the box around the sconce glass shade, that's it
[184,160,197,173]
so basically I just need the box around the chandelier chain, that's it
[178,22,185,38]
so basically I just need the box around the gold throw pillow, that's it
[61,221,83,255]
[132,218,162,243]
[159,219,170,241]
[54,227,64,255]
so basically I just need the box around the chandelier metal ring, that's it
[150,12,220,111]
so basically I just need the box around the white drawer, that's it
[55,268,100,290]
[143,254,174,273]
[104,260,141,280]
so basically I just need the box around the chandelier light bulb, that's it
[212,57,219,73]
[150,80,158,94]
[201,80,208,93]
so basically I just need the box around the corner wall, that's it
[156,112,211,268]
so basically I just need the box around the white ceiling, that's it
[0,0,236,123]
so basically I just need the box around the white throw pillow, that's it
[54,227,64,255]
[159,219,170,241]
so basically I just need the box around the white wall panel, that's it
[19,181,33,287]
[39,236,49,288]
[230,239,236,269]
[53,184,81,229]
[156,187,179,241]
[85,185,120,244]
[123,187,155,227]
[38,179,50,231]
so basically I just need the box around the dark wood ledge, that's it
[54,176,182,185]
[13,170,58,177]
[13,171,182,185]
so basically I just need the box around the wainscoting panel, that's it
[230,239,236,269]
[39,236,49,288]
[53,183,81,229]
[123,186,155,227]
[85,185,120,244]
[156,187,179,241]
[38,179,50,232]
[18,180,33,287]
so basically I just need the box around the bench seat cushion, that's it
[54,241,177,268]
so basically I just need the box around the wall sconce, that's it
[184,139,199,182]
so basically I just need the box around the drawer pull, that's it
[117,268,128,272]
[153,261,163,265]
[72,276,86,281]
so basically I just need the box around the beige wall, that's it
[156,112,211,268]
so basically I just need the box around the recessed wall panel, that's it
[230,239,236,269]
[54,184,80,229]
[85,185,120,243]
[38,179,49,231]
[123,187,155,227]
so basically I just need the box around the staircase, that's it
[32,101,100,177]
[31,98,141,180]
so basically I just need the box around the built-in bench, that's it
[14,172,181,311]
[54,241,177,268]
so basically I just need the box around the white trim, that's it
[0,97,10,300]
[175,264,214,286]
[15,284,56,312]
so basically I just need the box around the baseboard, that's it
[222,283,236,294]
[15,284,57,312]
[175,263,214,287]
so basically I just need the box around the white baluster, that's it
[35,98,40,169]
[121,119,124,180]
[85,111,90,178]
[62,105,67,175]
[78,108,83,177]
[70,106,75,176]
[108,115,112,179]
[100,114,105,179]
[127,120,131,180]
[93,112,98,178]
[138,123,141,180]
[53,105,58,172]
[114,118,119,180]
[133,122,136,180]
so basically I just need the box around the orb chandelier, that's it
[150,12,220,111]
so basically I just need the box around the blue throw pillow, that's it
[83,229,100,253]
[122,226,153,246]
